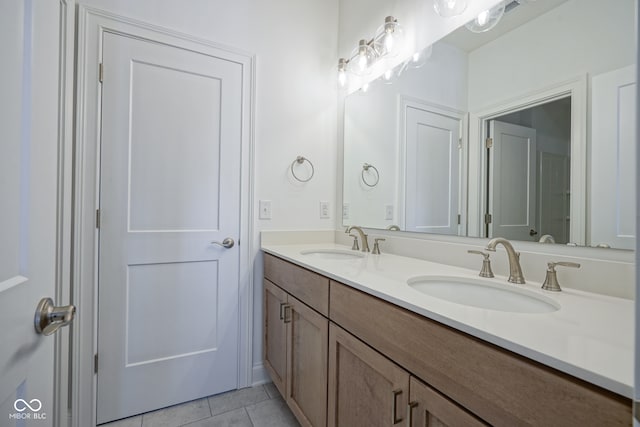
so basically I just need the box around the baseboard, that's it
[251,363,269,386]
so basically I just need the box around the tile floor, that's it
[100,383,300,427]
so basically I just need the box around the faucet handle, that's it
[542,261,580,292]
[349,234,360,251]
[467,250,494,278]
[372,238,386,255]
[548,261,581,271]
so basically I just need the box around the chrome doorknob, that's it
[210,238,235,249]
[34,298,76,336]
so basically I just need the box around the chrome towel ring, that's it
[291,156,315,182]
[361,163,379,187]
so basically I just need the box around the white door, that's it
[590,65,636,250]
[488,121,537,240]
[404,106,461,234]
[97,32,243,423]
[0,1,73,426]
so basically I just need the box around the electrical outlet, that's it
[320,201,330,219]
[385,205,394,220]
[259,200,272,219]
[342,203,350,220]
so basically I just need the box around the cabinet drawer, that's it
[329,280,631,426]
[264,253,329,316]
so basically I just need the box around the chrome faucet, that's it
[485,237,525,284]
[345,226,370,252]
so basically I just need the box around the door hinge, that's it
[99,63,103,83]
[96,209,100,229]
[485,137,493,148]
[94,354,98,374]
[458,137,463,150]
[457,214,461,225]
[484,213,492,224]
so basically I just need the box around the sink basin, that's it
[300,249,365,260]
[407,276,559,313]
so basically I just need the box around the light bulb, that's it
[381,68,394,85]
[337,58,348,89]
[384,33,394,53]
[433,0,467,18]
[465,2,505,33]
[348,40,374,76]
[338,70,347,88]
[477,10,489,26]
[362,82,370,93]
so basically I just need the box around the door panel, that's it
[287,296,328,427]
[97,31,243,423]
[405,107,461,235]
[0,0,67,424]
[489,121,537,240]
[590,65,636,249]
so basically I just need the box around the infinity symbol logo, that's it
[14,399,42,412]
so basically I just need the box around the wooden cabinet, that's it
[263,254,632,426]
[263,279,288,396]
[328,323,409,427]
[263,254,330,427]
[408,377,487,427]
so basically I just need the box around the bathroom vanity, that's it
[262,241,633,426]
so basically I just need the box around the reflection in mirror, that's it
[342,0,636,249]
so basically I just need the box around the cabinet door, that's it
[264,279,287,396]
[328,323,409,427]
[408,377,487,427]
[287,296,328,427]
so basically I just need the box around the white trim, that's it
[55,2,75,427]
[397,95,467,235]
[468,76,587,244]
[251,363,270,386]
[72,7,255,427]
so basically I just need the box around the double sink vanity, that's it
[261,231,633,426]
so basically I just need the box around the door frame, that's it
[468,76,587,243]
[397,95,468,235]
[72,7,256,427]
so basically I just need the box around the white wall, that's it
[78,0,339,382]
[468,0,635,111]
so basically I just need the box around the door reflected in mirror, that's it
[341,0,636,249]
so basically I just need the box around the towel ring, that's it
[290,156,314,182]
[361,163,379,187]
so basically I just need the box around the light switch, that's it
[259,200,272,219]
[320,201,330,219]
[385,205,393,220]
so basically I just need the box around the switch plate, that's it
[385,205,394,220]
[259,200,272,219]
[320,201,330,219]
[342,203,350,220]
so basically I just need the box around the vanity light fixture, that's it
[433,0,468,18]
[337,16,404,88]
[465,1,506,33]
[377,16,405,57]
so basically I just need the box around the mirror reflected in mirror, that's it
[342,0,636,249]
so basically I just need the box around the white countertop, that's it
[261,242,634,398]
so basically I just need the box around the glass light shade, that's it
[376,16,405,57]
[407,45,433,69]
[465,2,505,33]
[381,68,395,84]
[337,58,348,89]
[348,40,376,76]
[433,0,468,18]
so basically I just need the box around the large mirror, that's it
[342,0,636,249]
